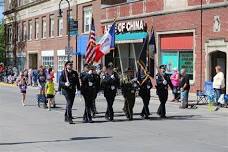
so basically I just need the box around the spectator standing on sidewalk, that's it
[170,68,180,102]
[179,69,190,109]
[38,68,46,95]
[213,65,225,103]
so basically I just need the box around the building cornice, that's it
[101,1,228,24]
[3,0,50,15]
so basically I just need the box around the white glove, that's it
[111,74,115,79]
[76,90,81,96]
[133,78,137,81]
[163,80,167,85]
[65,82,70,87]
[88,70,92,75]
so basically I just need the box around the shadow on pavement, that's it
[0,136,112,146]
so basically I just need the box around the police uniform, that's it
[101,64,120,121]
[59,61,80,124]
[80,66,97,123]
[121,68,139,120]
[91,69,100,117]
[155,65,173,118]
[138,70,153,119]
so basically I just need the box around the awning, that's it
[76,34,89,56]
[116,32,148,44]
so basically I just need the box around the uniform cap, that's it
[65,61,73,67]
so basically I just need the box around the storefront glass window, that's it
[42,56,54,68]
[83,7,92,33]
[161,51,193,80]
[58,56,68,71]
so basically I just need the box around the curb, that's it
[0,82,17,87]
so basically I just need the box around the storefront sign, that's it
[105,20,146,34]
[179,52,193,74]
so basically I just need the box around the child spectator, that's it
[19,78,27,106]
[45,76,55,111]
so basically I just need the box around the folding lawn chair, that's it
[196,81,214,105]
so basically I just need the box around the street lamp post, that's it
[58,0,71,61]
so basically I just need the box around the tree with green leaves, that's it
[0,22,5,63]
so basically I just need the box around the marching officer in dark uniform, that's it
[101,63,120,121]
[59,61,81,124]
[137,67,153,119]
[80,64,97,123]
[155,65,173,118]
[121,67,139,120]
[91,65,100,117]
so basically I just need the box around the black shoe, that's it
[68,119,74,124]
[110,117,114,121]
[160,116,167,119]
[83,119,88,123]
[88,119,93,123]
[145,116,150,120]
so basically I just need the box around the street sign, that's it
[65,46,74,55]
[69,18,78,36]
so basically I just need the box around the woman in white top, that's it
[213,65,225,102]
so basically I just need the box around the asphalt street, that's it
[0,85,227,152]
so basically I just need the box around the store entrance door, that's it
[210,51,226,92]
[29,53,38,69]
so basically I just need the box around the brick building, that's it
[3,0,228,92]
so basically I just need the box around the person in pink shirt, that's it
[170,69,180,102]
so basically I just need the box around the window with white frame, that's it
[83,7,92,33]
[164,0,187,10]
[50,15,55,37]
[22,21,27,41]
[42,17,47,38]
[28,20,32,40]
[35,18,39,39]
[42,56,54,68]
[57,17,63,36]
[8,25,12,44]
[58,56,68,71]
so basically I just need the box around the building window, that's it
[83,7,92,33]
[161,51,193,80]
[57,17,63,36]
[28,20,32,40]
[8,25,13,45]
[49,15,55,37]
[42,56,54,68]
[41,17,47,39]
[164,0,187,10]
[58,56,68,71]
[35,19,39,39]
[22,21,27,41]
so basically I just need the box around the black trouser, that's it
[124,93,135,120]
[157,90,168,117]
[83,95,93,121]
[140,95,150,117]
[105,95,115,120]
[92,94,98,114]
[64,92,75,119]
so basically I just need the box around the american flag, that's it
[85,17,96,64]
